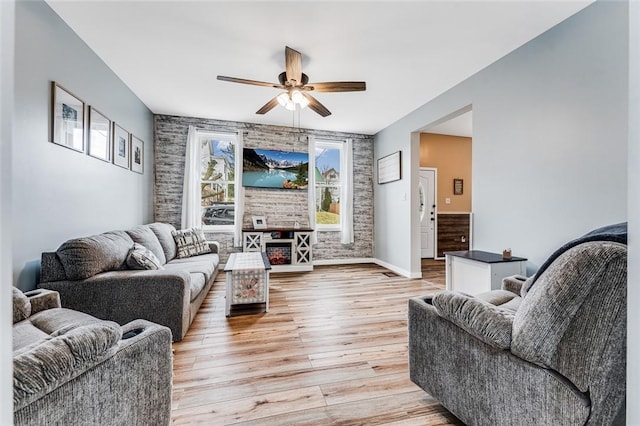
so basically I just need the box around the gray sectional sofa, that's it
[13,287,172,426]
[39,222,219,342]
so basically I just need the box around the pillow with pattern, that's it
[172,227,211,259]
[126,243,164,270]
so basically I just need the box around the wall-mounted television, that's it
[242,148,309,190]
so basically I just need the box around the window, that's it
[314,140,343,230]
[199,132,238,230]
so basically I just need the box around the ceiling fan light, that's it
[284,99,296,111]
[291,90,304,104]
[298,95,310,109]
[277,92,290,107]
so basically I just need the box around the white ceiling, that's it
[46,1,591,135]
[426,111,473,138]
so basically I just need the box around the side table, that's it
[224,252,272,317]
[445,250,527,295]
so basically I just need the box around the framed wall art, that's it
[51,82,85,152]
[130,135,144,174]
[377,150,402,184]
[88,107,111,162]
[453,178,464,195]
[112,124,130,169]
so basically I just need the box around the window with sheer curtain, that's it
[199,132,238,231]
[310,138,354,244]
[314,140,343,230]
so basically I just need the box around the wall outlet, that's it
[445,197,451,204]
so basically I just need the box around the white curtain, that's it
[234,131,245,247]
[340,138,354,244]
[181,125,201,229]
[307,136,318,244]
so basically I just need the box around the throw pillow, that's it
[13,287,31,324]
[172,228,211,259]
[126,243,164,270]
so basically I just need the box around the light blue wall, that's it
[13,0,154,290]
[374,1,628,276]
[1,0,14,421]
[627,1,639,422]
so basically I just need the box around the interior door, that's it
[420,169,436,258]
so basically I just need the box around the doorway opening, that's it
[417,107,473,259]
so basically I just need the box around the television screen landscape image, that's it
[242,148,309,189]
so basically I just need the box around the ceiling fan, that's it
[217,46,366,117]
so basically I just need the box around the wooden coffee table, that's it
[224,252,272,317]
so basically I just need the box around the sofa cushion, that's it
[126,243,164,270]
[13,320,122,409]
[56,231,134,280]
[189,273,206,302]
[13,322,48,353]
[126,226,166,265]
[148,222,178,262]
[164,253,219,282]
[14,308,103,354]
[13,287,31,324]
[474,289,522,313]
[172,228,211,259]
[432,291,514,350]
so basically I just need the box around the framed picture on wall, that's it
[51,82,85,152]
[252,216,267,230]
[112,124,130,169]
[377,150,402,184]
[88,107,111,162]
[130,135,144,174]
[453,178,463,195]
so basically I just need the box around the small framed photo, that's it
[51,82,85,152]
[130,135,144,174]
[453,178,464,195]
[112,124,130,169]
[88,107,111,162]
[252,216,267,230]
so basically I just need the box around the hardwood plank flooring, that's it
[171,259,462,425]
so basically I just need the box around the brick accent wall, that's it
[154,115,374,263]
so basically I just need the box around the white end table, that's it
[224,252,272,317]
[445,250,527,295]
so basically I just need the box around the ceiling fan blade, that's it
[256,96,280,115]
[305,81,366,92]
[302,93,331,117]
[285,46,303,85]
[217,75,285,89]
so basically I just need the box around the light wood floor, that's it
[171,259,462,425]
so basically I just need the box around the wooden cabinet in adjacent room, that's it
[437,213,471,257]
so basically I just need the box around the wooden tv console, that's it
[242,228,313,272]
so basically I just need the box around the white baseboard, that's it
[227,256,421,279]
[313,257,421,279]
[313,257,376,266]
[373,259,422,279]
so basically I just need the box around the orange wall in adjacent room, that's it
[420,133,472,212]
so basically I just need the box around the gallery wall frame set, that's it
[50,81,144,174]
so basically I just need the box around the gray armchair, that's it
[409,235,627,425]
[13,287,173,426]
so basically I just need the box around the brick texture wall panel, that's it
[154,114,374,262]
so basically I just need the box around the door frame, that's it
[420,167,438,259]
